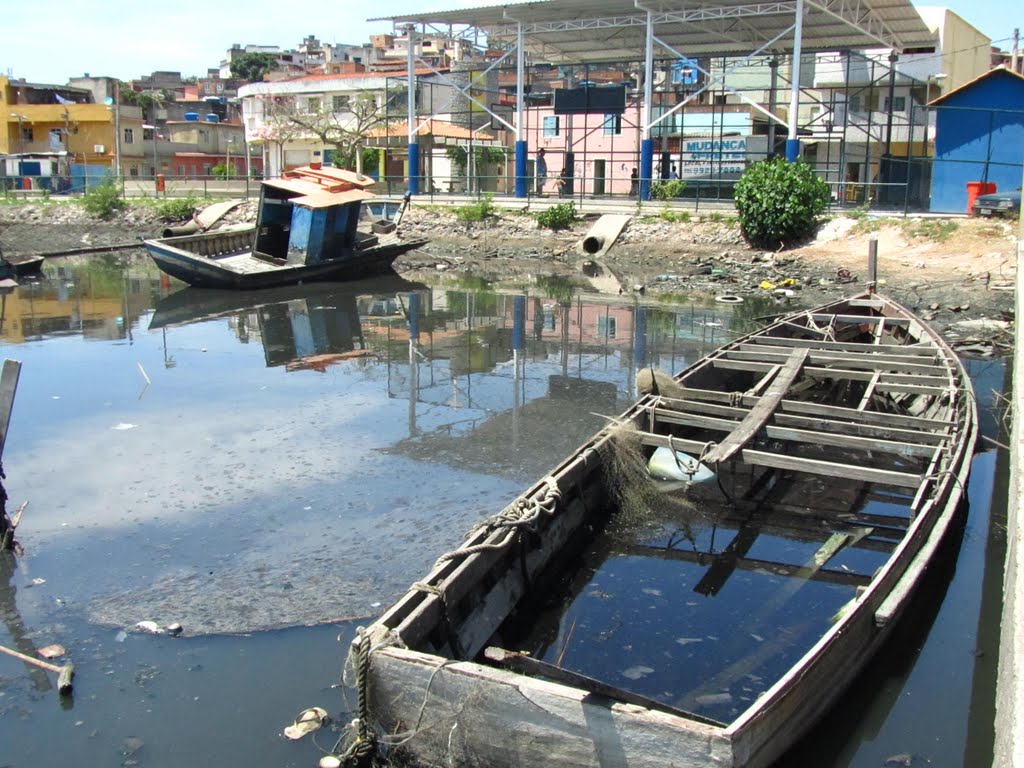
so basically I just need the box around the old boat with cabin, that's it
[344,292,977,768]
[143,166,424,289]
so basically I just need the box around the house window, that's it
[21,126,34,142]
[332,94,350,112]
[849,94,862,112]
[602,114,621,135]
[198,129,210,144]
[542,115,560,137]
[713,94,727,106]
[178,165,186,175]
[203,164,212,175]
[123,128,135,144]
[307,97,321,112]
[129,166,139,177]
[884,96,906,112]
[597,315,617,339]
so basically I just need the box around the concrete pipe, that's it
[162,222,200,238]
[582,235,604,255]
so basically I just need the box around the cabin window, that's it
[542,116,560,137]
[123,128,134,144]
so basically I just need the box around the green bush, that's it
[651,179,686,201]
[454,193,497,223]
[536,201,576,229]
[733,158,830,248]
[80,180,127,219]
[153,196,200,222]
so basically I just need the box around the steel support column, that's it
[640,9,655,199]
[786,0,805,161]
[406,24,420,195]
[515,22,528,198]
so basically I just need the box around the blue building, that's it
[930,67,1024,214]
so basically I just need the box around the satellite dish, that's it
[103,97,114,105]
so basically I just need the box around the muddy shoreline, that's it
[0,199,1015,354]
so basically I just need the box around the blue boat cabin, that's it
[253,166,376,265]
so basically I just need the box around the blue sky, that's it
[2,1,1016,86]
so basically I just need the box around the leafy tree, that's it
[733,158,830,248]
[230,52,278,83]
[261,91,384,170]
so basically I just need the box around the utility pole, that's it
[113,81,122,181]
[1013,28,1020,74]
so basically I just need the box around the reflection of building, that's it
[0,270,154,344]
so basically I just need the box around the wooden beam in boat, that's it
[740,450,923,488]
[729,346,948,375]
[653,401,949,446]
[694,522,763,596]
[748,335,940,357]
[654,391,953,435]
[712,359,951,394]
[857,372,882,411]
[702,348,809,464]
[483,648,725,727]
[806,313,911,326]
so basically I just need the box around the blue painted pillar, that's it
[640,139,654,200]
[515,140,528,198]
[785,139,801,162]
[408,143,420,196]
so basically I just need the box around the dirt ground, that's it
[0,199,1016,353]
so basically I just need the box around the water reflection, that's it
[0,258,1009,768]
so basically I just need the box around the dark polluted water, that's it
[0,254,1008,768]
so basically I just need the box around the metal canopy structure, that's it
[375,0,936,63]
[372,0,937,198]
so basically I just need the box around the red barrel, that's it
[155,173,165,193]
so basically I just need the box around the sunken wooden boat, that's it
[347,292,977,768]
[143,166,426,289]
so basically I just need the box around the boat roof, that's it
[262,165,377,208]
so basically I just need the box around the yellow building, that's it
[1,75,145,186]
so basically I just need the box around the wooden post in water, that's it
[0,359,22,550]
[867,238,878,294]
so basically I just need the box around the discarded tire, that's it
[715,294,744,304]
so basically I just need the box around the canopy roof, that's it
[375,0,936,63]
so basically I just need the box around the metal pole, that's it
[639,9,655,200]
[514,21,528,198]
[405,24,420,195]
[786,0,805,161]
[113,82,122,182]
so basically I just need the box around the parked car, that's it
[972,187,1021,218]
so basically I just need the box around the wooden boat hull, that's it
[143,226,425,289]
[351,293,976,768]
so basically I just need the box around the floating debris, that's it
[283,706,328,740]
[134,621,161,634]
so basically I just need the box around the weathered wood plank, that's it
[0,359,22,459]
[656,389,954,433]
[740,450,923,488]
[749,335,939,356]
[650,406,939,458]
[653,398,950,444]
[703,349,808,464]
[712,359,951,394]
[484,647,725,726]
[727,347,946,375]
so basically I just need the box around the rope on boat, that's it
[434,477,562,568]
